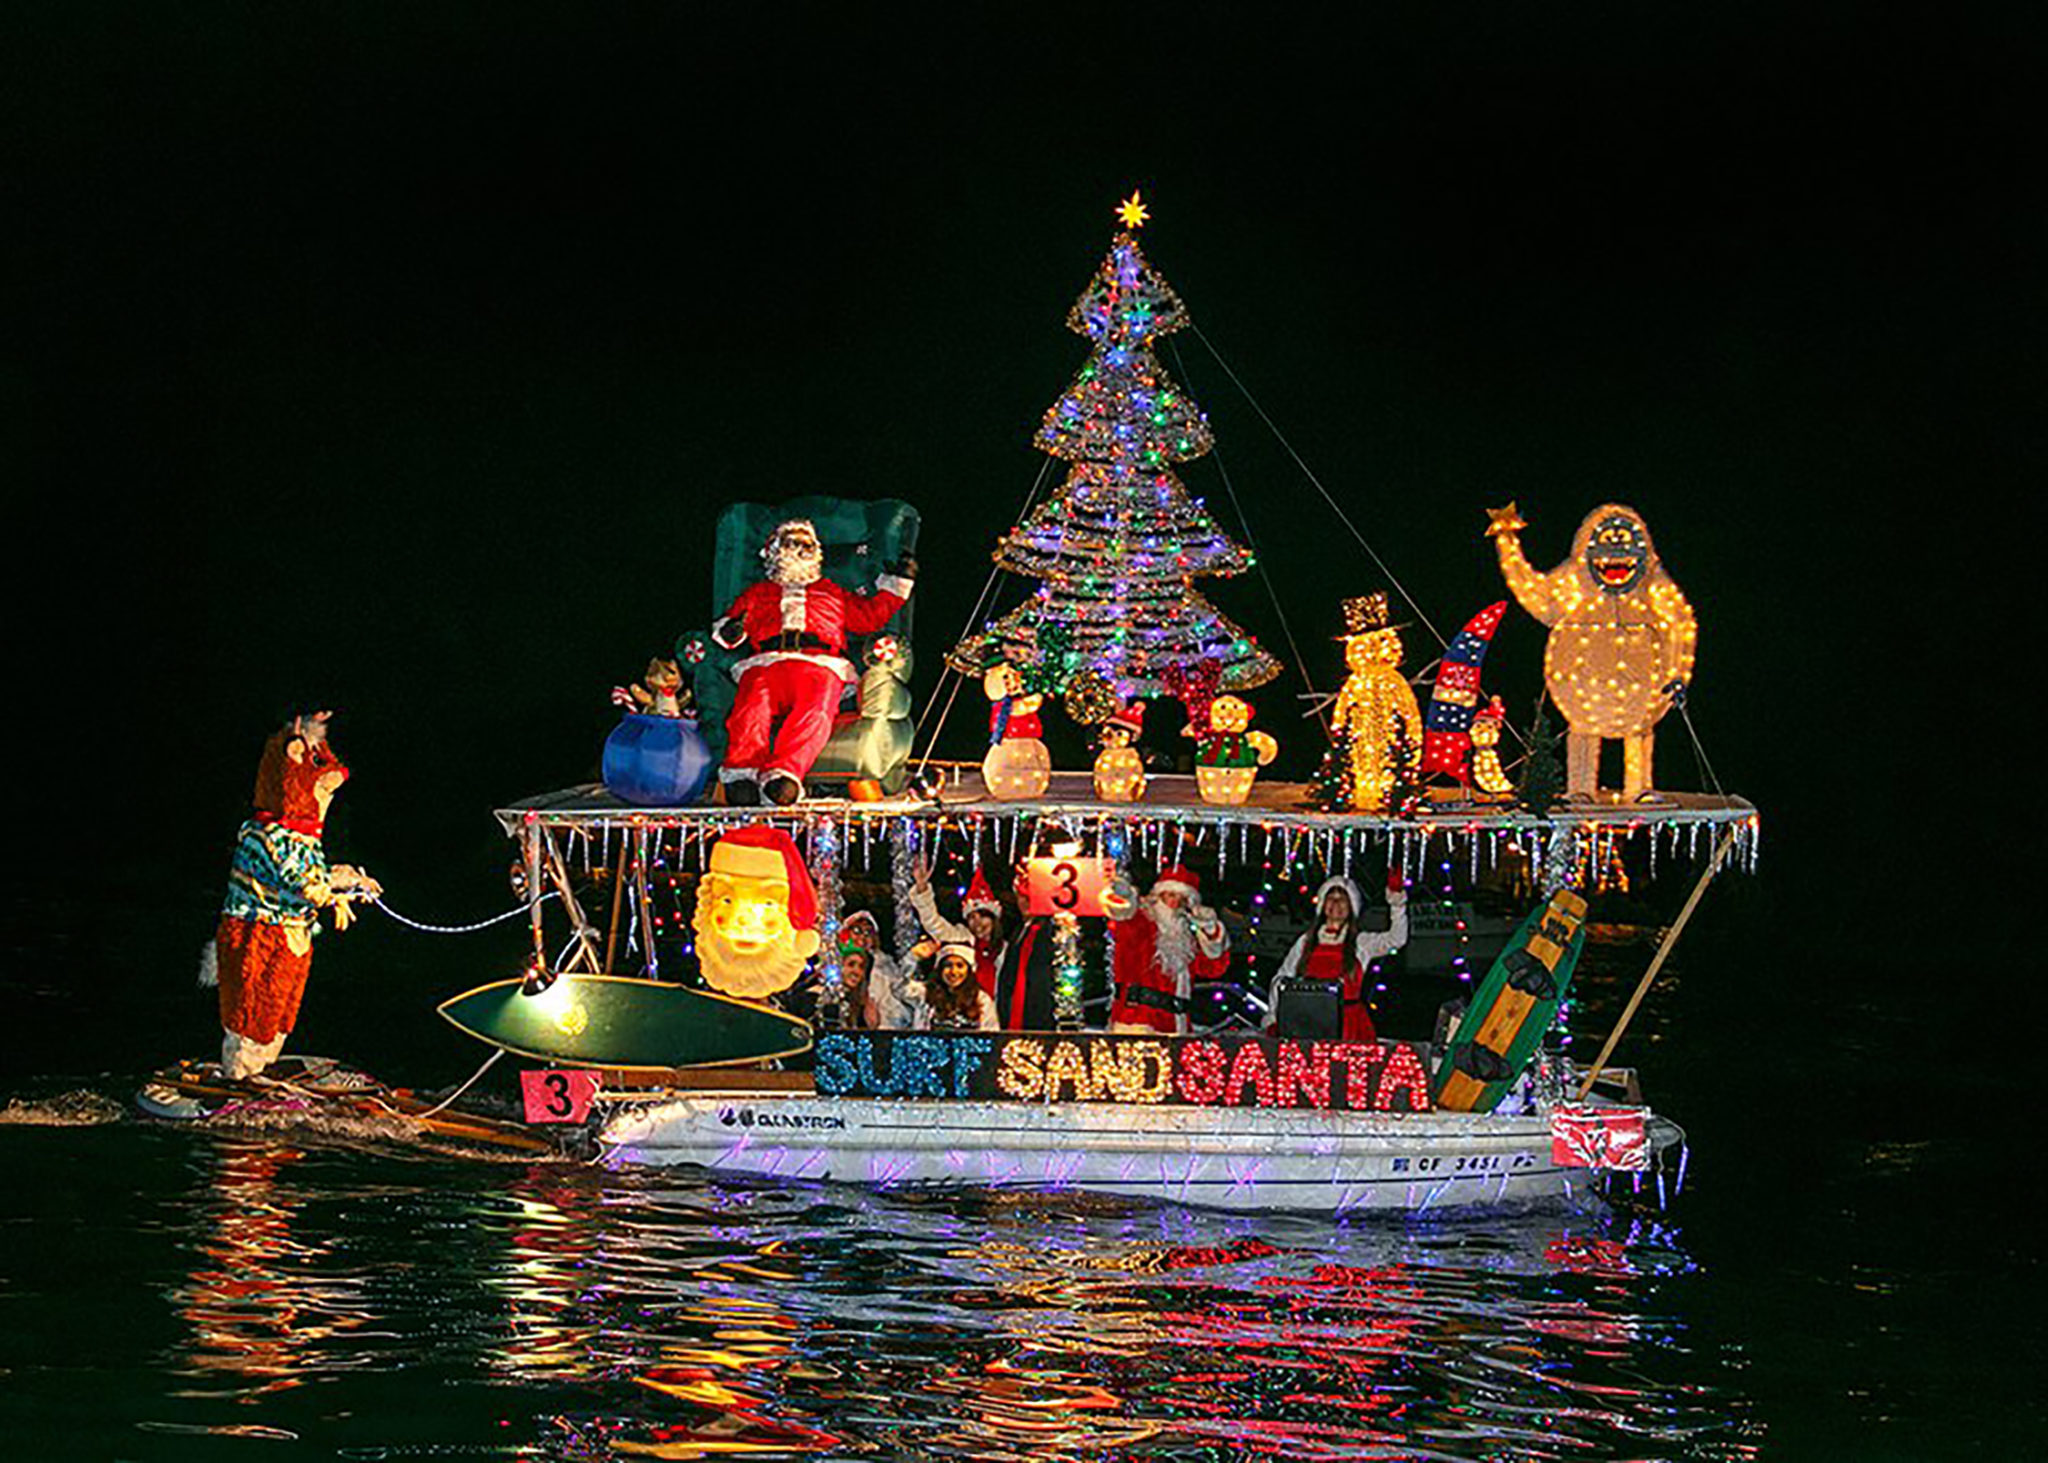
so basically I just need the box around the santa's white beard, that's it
[694,924,809,998]
[1149,901,1194,976]
[765,545,823,586]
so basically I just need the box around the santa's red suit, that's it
[1106,867,1231,1035]
[714,569,912,794]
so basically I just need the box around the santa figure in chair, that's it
[711,519,914,806]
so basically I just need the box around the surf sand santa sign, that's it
[814,1031,1433,1113]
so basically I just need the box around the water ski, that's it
[435,974,813,1072]
[135,1055,558,1154]
[1432,888,1589,1113]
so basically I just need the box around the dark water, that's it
[4,874,2043,1461]
[6,1128,1753,1462]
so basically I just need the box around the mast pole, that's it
[1574,826,1737,1101]
[633,825,660,979]
[523,815,546,971]
[603,830,629,975]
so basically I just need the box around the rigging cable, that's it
[1186,322,1537,756]
[368,892,554,935]
[1673,690,1726,798]
[1188,322,1449,654]
[1167,336,1330,735]
[412,1048,506,1119]
[910,451,1058,773]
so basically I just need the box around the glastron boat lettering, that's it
[717,1106,847,1132]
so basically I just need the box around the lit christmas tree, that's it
[949,193,1280,703]
[1307,717,1359,811]
[1516,695,1564,816]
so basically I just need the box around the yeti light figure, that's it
[1487,502,1696,802]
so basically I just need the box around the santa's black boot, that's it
[724,777,761,807]
[764,773,803,807]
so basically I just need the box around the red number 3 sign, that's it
[519,1069,599,1124]
[1020,857,1113,917]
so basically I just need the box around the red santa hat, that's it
[708,826,818,931]
[1105,701,1146,737]
[935,939,978,970]
[962,868,1002,918]
[1151,865,1201,900]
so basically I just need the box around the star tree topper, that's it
[1115,190,1150,229]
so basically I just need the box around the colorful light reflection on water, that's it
[0,1122,1765,1460]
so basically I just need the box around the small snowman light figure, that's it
[1093,702,1148,802]
[1469,695,1516,801]
[1193,695,1277,806]
[981,660,1051,800]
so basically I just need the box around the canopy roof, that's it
[495,772,1758,873]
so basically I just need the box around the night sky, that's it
[8,3,2040,1003]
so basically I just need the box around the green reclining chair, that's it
[678,497,920,795]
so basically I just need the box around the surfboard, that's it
[1432,887,1588,1113]
[136,1056,559,1154]
[436,974,813,1072]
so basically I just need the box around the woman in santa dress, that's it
[1264,869,1408,1042]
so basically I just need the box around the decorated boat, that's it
[425,194,1757,1214]
[446,779,1747,1212]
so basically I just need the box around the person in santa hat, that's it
[1105,866,1231,1035]
[1264,868,1409,1043]
[711,518,915,807]
[907,861,1007,1001]
[917,939,1000,1031]
[691,825,822,999]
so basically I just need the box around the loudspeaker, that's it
[1274,978,1342,1041]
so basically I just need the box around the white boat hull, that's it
[598,1093,1598,1214]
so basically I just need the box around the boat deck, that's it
[497,773,1757,838]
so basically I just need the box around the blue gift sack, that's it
[602,714,715,806]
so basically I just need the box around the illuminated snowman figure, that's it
[981,662,1051,800]
[1092,702,1148,803]
[1488,502,1696,801]
[1468,696,1516,800]
[1330,594,1422,813]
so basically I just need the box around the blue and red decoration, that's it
[1421,601,1507,784]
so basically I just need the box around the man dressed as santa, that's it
[1105,866,1231,1035]
[711,519,914,806]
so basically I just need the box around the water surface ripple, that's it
[1,1121,1762,1460]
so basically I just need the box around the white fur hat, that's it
[1313,874,1364,921]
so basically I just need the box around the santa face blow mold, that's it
[1487,502,1697,802]
[692,827,822,999]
